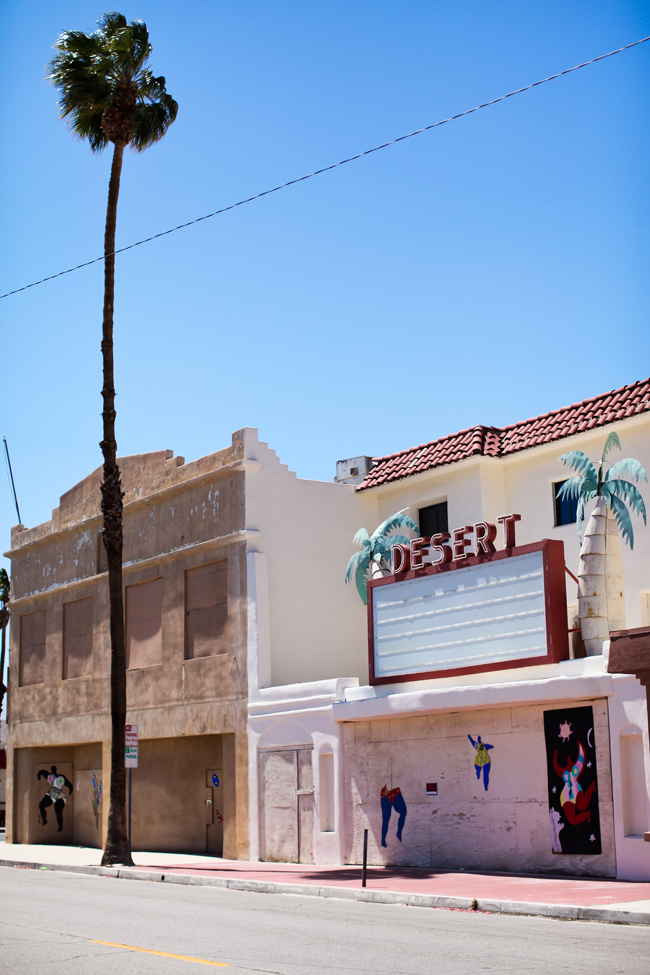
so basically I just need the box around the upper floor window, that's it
[126,578,163,669]
[418,501,448,538]
[63,596,93,679]
[185,560,228,659]
[19,609,46,686]
[554,480,578,527]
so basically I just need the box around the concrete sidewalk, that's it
[1,837,649,925]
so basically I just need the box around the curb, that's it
[1,858,648,926]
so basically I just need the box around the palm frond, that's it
[355,557,371,604]
[0,567,9,602]
[376,534,412,553]
[601,430,622,463]
[345,550,368,585]
[371,511,419,543]
[607,493,635,549]
[607,479,647,524]
[606,458,648,484]
[352,527,370,547]
[557,476,587,501]
[558,450,597,482]
[48,13,176,154]
[373,535,412,567]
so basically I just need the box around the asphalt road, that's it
[0,866,648,975]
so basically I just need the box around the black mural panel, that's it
[543,705,601,855]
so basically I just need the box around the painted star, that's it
[552,786,557,794]
[558,721,572,741]
[586,761,592,768]
[589,834,596,843]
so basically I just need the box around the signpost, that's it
[125,725,138,860]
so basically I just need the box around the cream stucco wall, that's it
[242,429,376,687]
[342,697,616,877]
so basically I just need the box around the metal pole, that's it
[361,828,368,887]
[3,437,22,525]
[128,767,132,862]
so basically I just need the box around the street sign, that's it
[125,724,138,768]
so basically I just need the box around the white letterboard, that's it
[372,550,548,679]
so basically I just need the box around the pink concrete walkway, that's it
[127,858,650,908]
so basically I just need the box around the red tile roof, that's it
[358,378,650,491]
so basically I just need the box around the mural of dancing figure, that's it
[380,785,407,848]
[468,735,494,791]
[37,765,73,831]
[553,741,596,826]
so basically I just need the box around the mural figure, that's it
[91,769,102,829]
[37,765,73,831]
[543,705,601,854]
[468,735,494,791]
[553,742,596,826]
[380,785,407,848]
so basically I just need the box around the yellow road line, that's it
[90,940,229,966]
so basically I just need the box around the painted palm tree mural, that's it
[558,432,646,655]
[345,512,419,604]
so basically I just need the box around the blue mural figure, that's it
[468,735,494,791]
[37,766,73,831]
[380,785,407,848]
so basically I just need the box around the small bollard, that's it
[361,828,368,887]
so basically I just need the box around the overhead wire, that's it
[2,33,648,301]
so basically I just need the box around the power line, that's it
[2,34,648,301]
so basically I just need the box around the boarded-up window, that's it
[63,596,93,679]
[185,561,228,659]
[126,578,163,669]
[20,610,46,686]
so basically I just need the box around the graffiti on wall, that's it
[91,769,103,828]
[380,785,407,847]
[468,735,494,791]
[37,766,73,832]
[543,705,601,854]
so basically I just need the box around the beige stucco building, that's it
[4,428,372,856]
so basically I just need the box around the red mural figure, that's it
[380,785,407,848]
[553,741,596,826]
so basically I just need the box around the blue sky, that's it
[1,0,649,574]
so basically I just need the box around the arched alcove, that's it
[619,726,649,838]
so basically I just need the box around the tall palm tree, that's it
[49,13,178,865]
[558,432,646,655]
[345,512,419,604]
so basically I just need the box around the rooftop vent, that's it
[335,455,374,484]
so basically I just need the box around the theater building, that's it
[251,379,650,879]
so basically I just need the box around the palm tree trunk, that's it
[578,496,609,656]
[605,506,626,632]
[99,140,132,867]
[578,497,627,656]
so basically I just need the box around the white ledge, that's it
[332,671,614,722]
[249,677,359,715]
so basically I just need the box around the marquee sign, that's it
[368,518,569,685]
